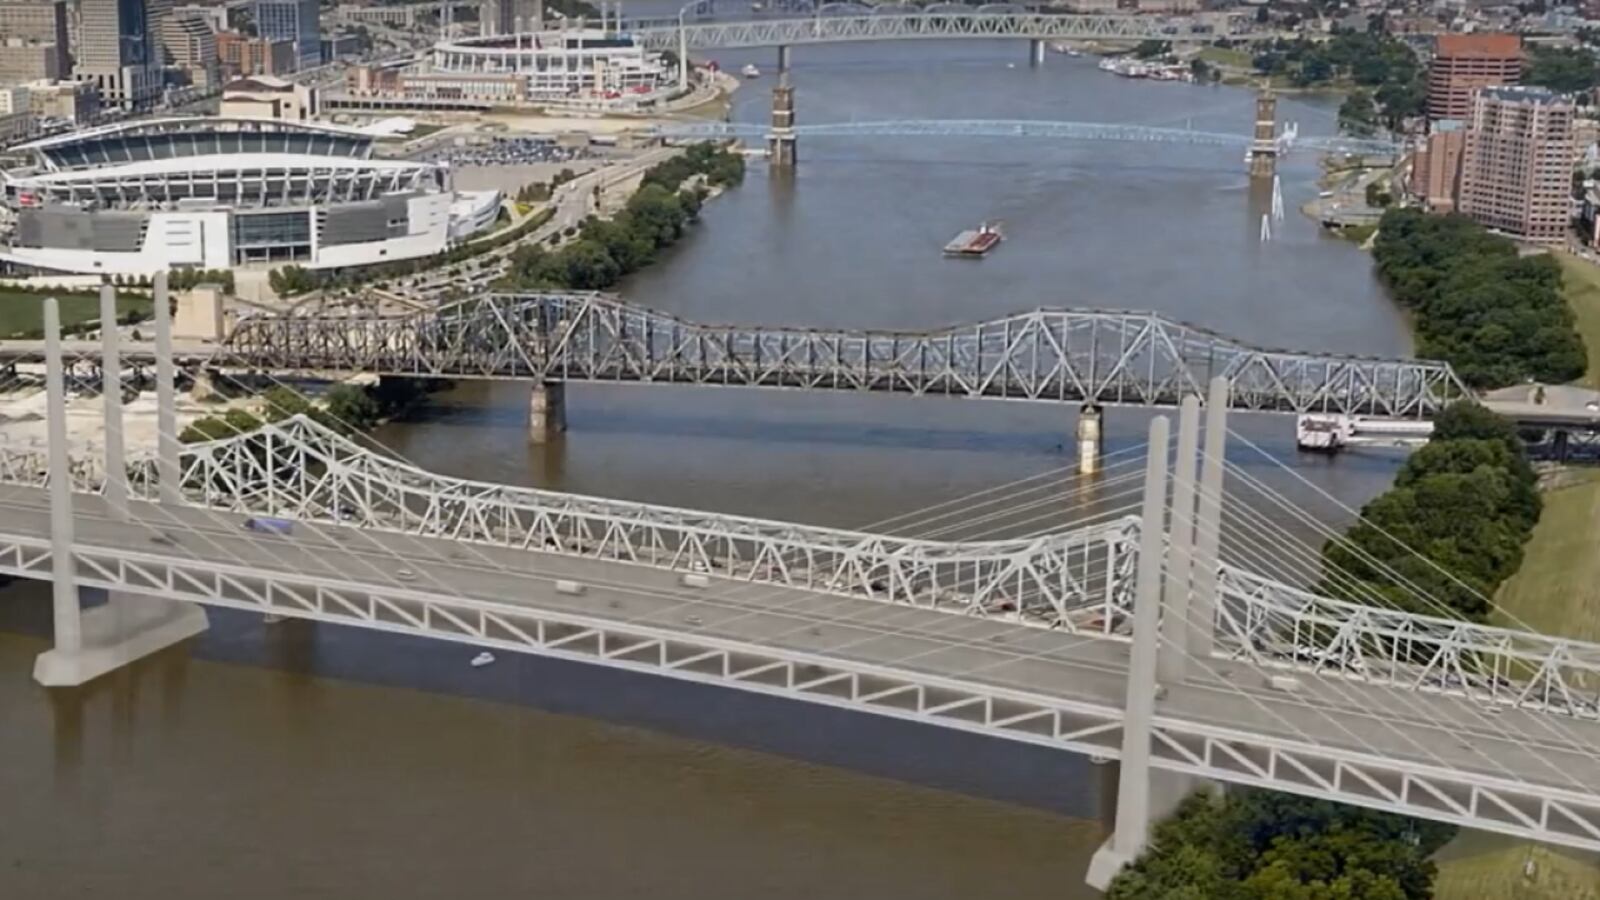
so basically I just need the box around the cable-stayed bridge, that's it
[13,274,1600,887]
[7,410,1600,861]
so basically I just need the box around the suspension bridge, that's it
[655,118,1402,158]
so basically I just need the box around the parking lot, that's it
[422,137,597,167]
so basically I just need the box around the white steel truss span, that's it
[6,416,1600,725]
[0,526,1596,852]
[36,416,1138,629]
[656,119,1404,158]
[221,293,1469,417]
[631,13,1259,50]
[1216,569,1600,722]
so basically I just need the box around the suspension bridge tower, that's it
[1248,88,1277,178]
[768,73,797,168]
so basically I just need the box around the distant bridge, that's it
[629,11,1274,50]
[217,293,1467,419]
[657,118,1403,158]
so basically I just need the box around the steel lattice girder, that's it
[631,14,1257,50]
[45,416,1137,631]
[0,529,1597,853]
[222,294,1469,417]
[1214,568,1600,721]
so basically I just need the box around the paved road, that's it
[2,483,1599,810]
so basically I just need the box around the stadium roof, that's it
[9,153,434,185]
[13,116,376,153]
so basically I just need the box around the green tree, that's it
[1338,90,1379,137]
[1108,791,1447,900]
[1132,40,1171,60]
[324,384,382,433]
[1526,46,1600,94]
[261,385,317,423]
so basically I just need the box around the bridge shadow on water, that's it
[392,390,1081,457]
[0,583,1109,823]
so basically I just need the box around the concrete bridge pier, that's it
[768,73,797,167]
[34,294,207,689]
[1028,38,1045,66]
[34,589,211,687]
[1085,385,1225,890]
[529,380,567,443]
[1075,403,1102,475]
[1248,88,1277,178]
[776,43,791,73]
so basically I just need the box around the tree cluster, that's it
[168,268,237,292]
[497,144,743,292]
[179,381,432,443]
[1320,403,1540,622]
[1372,209,1585,388]
[1108,791,1455,900]
[1253,31,1425,132]
[1132,40,1172,61]
[1525,46,1600,97]
[268,207,555,297]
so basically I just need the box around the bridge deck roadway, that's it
[3,486,1600,829]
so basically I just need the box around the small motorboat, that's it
[741,64,761,79]
[470,651,496,668]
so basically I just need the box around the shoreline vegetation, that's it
[495,142,745,292]
[1109,210,1593,897]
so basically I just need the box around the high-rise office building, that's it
[1458,86,1574,244]
[1427,33,1522,121]
[162,13,216,86]
[0,36,60,81]
[1409,121,1467,214]
[73,0,158,108]
[0,1,68,77]
[253,0,318,69]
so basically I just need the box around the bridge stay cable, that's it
[1182,471,1600,792]
[109,361,1600,807]
[1199,442,1600,766]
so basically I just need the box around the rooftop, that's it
[224,75,296,93]
[1435,32,1522,57]
[1479,84,1572,105]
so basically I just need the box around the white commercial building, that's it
[0,117,501,276]
[428,27,670,103]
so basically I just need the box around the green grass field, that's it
[1556,252,1600,389]
[1196,46,1253,69]
[1435,831,1600,900]
[0,290,150,338]
[1433,252,1600,898]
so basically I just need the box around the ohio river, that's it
[0,41,1413,899]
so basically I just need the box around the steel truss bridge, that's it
[4,415,1600,849]
[630,12,1267,50]
[220,293,1469,418]
[657,118,1403,158]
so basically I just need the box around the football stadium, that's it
[0,117,501,276]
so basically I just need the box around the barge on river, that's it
[943,222,1004,258]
